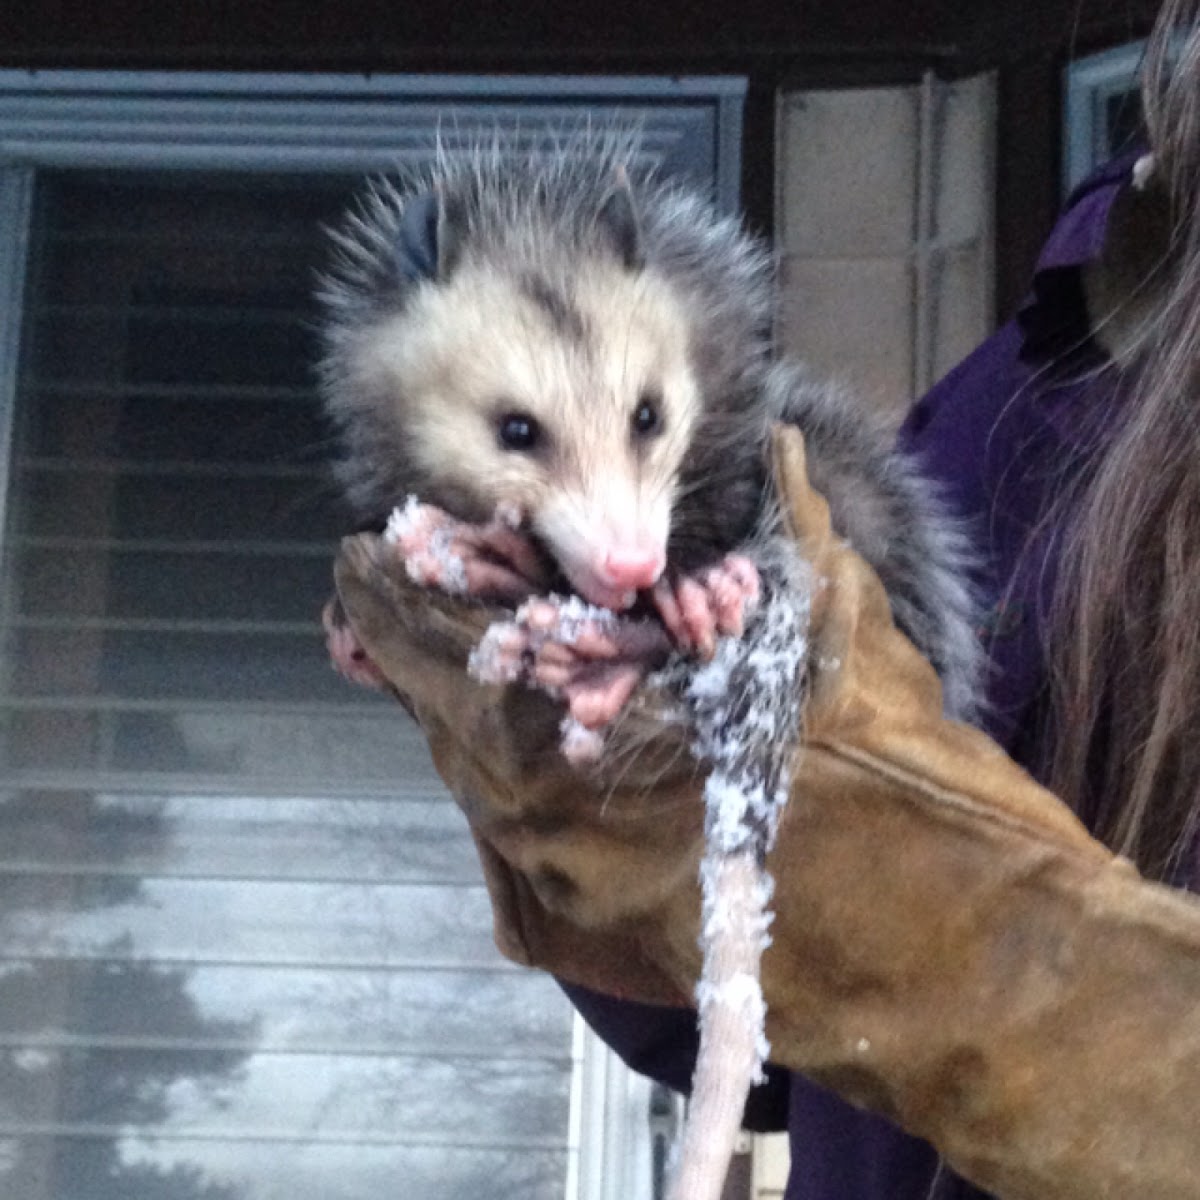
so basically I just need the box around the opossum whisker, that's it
[597,715,690,812]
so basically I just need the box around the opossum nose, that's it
[601,547,665,590]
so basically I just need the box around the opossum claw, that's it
[653,555,762,660]
[471,596,671,731]
[387,499,550,602]
[526,604,670,662]
[470,516,550,586]
[563,663,646,729]
[493,557,760,728]
[529,612,668,727]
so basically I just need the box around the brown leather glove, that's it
[334,426,1200,1200]
[334,530,707,1007]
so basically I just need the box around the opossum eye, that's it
[497,412,542,452]
[631,393,663,439]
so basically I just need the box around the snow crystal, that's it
[382,495,422,544]
[467,620,526,685]
[560,716,605,764]
[518,594,620,647]
[685,544,814,1082]
[695,971,772,1080]
[385,495,469,594]
[695,971,767,1021]
[467,594,629,754]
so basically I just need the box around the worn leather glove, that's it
[334,426,1200,1200]
[334,527,707,1007]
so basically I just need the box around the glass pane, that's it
[18,545,333,624]
[18,467,344,542]
[1,960,566,1055]
[25,391,329,466]
[5,1139,569,1200]
[0,168,576,1200]
[7,1047,570,1140]
[5,708,439,788]
[1,792,481,881]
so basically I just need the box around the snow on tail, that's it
[669,542,812,1200]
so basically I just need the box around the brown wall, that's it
[0,1,960,73]
[0,1,1157,72]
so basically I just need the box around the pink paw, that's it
[470,596,671,732]
[651,554,761,660]
[323,599,389,690]
[386,498,550,602]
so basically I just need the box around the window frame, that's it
[1062,40,1145,195]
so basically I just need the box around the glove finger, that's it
[769,424,834,564]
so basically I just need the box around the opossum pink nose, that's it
[600,547,665,590]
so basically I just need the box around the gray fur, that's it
[318,130,982,721]
[757,363,982,722]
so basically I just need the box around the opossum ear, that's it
[597,169,644,270]
[394,190,464,283]
[435,191,467,278]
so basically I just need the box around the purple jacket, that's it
[565,154,1140,1200]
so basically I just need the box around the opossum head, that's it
[359,258,707,606]
[319,136,775,605]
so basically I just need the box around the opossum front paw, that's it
[322,599,389,690]
[386,498,550,602]
[470,596,672,733]
[651,554,761,660]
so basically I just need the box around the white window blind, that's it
[0,167,580,1200]
[0,73,747,1200]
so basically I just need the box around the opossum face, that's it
[354,258,702,609]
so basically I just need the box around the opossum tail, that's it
[667,851,769,1200]
[671,541,813,1200]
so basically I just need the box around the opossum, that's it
[318,132,981,1200]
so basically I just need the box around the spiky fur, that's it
[318,130,981,719]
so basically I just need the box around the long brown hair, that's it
[1050,0,1200,880]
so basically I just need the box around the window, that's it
[0,72,745,1200]
[1063,41,1146,194]
[775,75,995,417]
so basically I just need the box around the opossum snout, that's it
[600,546,665,590]
[561,544,663,611]
[539,489,671,610]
